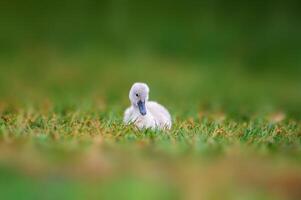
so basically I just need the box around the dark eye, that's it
[135,93,139,97]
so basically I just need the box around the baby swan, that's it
[124,83,172,130]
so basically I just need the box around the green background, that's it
[0,1,301,199]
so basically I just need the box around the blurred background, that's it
[0,0,301,199]
[1,0,301,114]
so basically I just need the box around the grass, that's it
[0,51,301,200]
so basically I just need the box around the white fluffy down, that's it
[123,83,172,130]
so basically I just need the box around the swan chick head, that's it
[129,83,149,116]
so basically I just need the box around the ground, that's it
[0,51,300,200]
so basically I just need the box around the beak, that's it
[137,100,147,116]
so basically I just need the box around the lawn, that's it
[1,1,301,199]
[0,51,300,200]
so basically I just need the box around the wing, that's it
[147,101,172,129]
[123,107,133,124]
